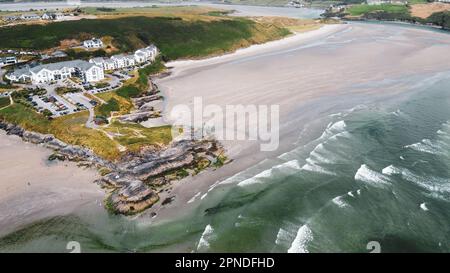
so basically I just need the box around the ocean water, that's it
[2,71,450,253]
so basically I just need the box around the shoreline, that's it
[0,131,103,236]
[164,24,344,74]
[344,18,449,33]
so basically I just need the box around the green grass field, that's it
[0,97,10,108]
[347,4,410,17]
[0,16,289,60]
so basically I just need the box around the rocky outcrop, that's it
[96,172,159,215]
[132,94,163,108]
[118,140,213,180]
[0,119,225,216]
[116,111,160,123]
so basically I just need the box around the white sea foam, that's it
[391,109,406,117]
[275,228,291,246]
[274,159,301,170]
[237,168,273,187]
[197,224,215,251]
[287,224,313,253]
[200,193,208,200]
[404,139,442,155]
[308,144,335,164]
[401,168,450,195]
[301,162,336,176]
[187,192,202,204]
[237,159,301,187]
[420,203,429,211]
[348,191,355,198]
[357,189,361,195]
[332,196,349,208]
[382,165,402,175]
[354,164,390,188]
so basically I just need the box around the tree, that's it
[42,109,53,118]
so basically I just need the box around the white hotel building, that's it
[89,44,158,71]
[7,60,104,84]
[7,44,158,84]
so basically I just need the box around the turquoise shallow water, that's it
[1,70,450,253]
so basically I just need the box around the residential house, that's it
[83,38,104,49]
[20,13,41,20]
[90,57,116,71]
[89,44,159,71]
[135,44,158,62]
[51,50,68,58]
[41,13,53,20]
[54,13,66,20]
[3,16,19,21]
[0,56,18,67]
[7,60,104,84]
[110,54,137,68]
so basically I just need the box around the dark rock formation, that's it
[132,95,163,108]
[116,111,160,123]
[0,120,224,216]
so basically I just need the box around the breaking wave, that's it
[354,164,391,188]
[382,165,402,175]
[287,224,314,253]
[332,195,349,208]
[197,224,215,251]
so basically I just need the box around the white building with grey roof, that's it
[89,44,158,71]
[83,38,104,49]
[7,60,104,84]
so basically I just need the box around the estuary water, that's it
[0,1,324,19]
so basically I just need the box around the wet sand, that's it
[150,22,450,221]
[0,131,103,236]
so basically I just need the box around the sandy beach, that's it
[150,22,450,221]
[0,131,103,236]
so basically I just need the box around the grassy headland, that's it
[328,2,450,30]
[0,14,290,60]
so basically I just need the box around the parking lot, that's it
[31,94,75,117]
[5,67,132,117]
[64,92,97,110]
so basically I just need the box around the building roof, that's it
[9,66,32,78]
[111,54,126,60]
[0,56,16,62]
[84,38,103,44]
[29,60,98,74]
[22,13,40,18]
[90,57,106,63]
